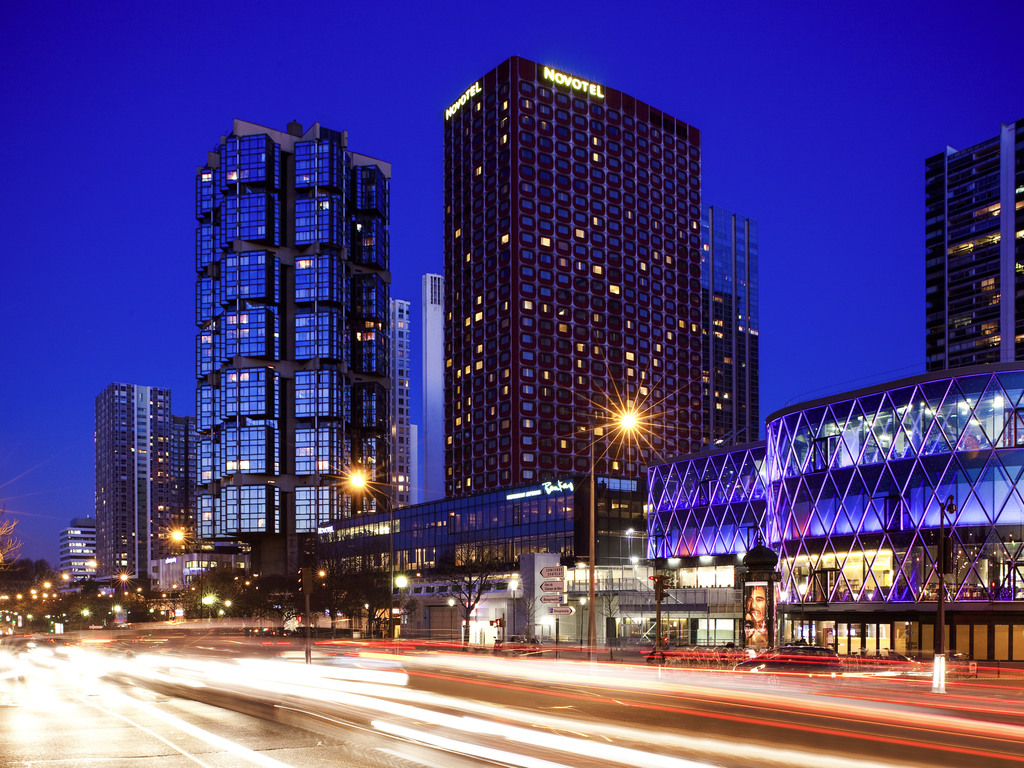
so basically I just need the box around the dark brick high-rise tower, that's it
[443,56,704,496]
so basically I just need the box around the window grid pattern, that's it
[295,251,347,304]
[295,369,346,419]
[216,485,279,535]
[443,56,703,496]
[295,426,347,475]
[295,310,346,361]
[295,195,346,246]
[194,124,390,546]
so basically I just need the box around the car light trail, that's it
[77,692,302,768]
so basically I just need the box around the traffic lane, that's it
[0,656,406,768]
[399,658,1024,768]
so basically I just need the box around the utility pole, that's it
[650,574,668,658]
[933,495,955,694]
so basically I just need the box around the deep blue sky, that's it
[2,1,1021,563]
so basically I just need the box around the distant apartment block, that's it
[390,298,413,507]
[925,119,1024,371]
[59,517,97,582]
[95,383,192,581]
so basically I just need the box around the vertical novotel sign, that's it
[542,66,605,99]
[445,81,482,120]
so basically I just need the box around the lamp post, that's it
[933,494,956,694]
[585,407,640,659]
[447,597,456,643]
[350,469,398,642]
[579,596,587,646]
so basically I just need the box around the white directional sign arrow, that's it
[539,594,567,604]
[548,606,575,615]
[540,580,565,592]
[539,566,565,578]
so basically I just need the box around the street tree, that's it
[439,543,506,645]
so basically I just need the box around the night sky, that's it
[2,1,1021,563]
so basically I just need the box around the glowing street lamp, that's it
[584,404,643,656]
[349,468,399,641]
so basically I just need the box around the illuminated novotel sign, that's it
[445,81,482,120]
[542,66,605,99]
[506,479,575,501]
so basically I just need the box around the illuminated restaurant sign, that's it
[506,479,575,501]
[445,81,482,120]
[542,66,605,98]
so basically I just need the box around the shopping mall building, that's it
[648,363,1024,661]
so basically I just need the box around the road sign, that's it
[540,580,565,592]
[548,606,575,615]
[539,566,565,578]
[539,594,567,604]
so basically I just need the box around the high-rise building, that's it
[95,383,184,580]
[700,205,759,445]
[171,415,198,536]
[194,120,391,576]
[925,119,1024,372]
[421,273,446,502]
[443,56,703,494]
[390,298,412,507]
[58,517,96,582]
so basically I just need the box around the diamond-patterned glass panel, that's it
[649,369,1024,606]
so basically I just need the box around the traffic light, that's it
[649,575,668,602]
[299,567,313,595]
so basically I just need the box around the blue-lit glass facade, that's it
[700,205,759,446]
[649,364,1024,658]
[322,475,644,573]
[195,120,391,575]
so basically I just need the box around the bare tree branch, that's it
[0,507,22,571]
[438,543,506,644]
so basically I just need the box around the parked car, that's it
[846,648,925,677]
[733,645,844,677]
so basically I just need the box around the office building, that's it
[701,204,759,445]
[421,273,446,502]
[95,383,187,580]
[925,119,1024,371]
[58,517,97,582]
[649,363,1024,660]
[443,56,703,496]
[390,298,413,507]
[194,120,391,576]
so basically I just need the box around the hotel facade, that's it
[443,56,704,498]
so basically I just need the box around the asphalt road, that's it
[2,636,1022,768]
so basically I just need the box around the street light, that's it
[394,574,408,639]
[584,405,642,657]
[447,597,456,642]
[349,468,398,642]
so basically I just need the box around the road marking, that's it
[76,693,299,768]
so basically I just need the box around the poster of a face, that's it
[744,582,768,650]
